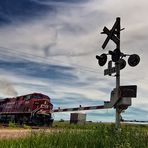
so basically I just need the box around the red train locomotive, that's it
[0,93,54,126]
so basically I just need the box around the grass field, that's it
[0,122,147,148]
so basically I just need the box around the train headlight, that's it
[41,104,49,109]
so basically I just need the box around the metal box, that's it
[117,97,132,107]
[119,85,137,98]
[70,113,86,124]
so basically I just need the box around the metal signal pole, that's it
[115,17,121,129]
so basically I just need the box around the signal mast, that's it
[96,17,140,128]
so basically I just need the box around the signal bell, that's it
[128,54,140,67]
[96,54,107,66]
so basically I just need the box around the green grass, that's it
[8,121,17,128]
[0,123,148,148]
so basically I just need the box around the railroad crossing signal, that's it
[51,17,141,129]
[96,17,140,128]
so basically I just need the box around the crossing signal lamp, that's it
[128,54,140,67]
[96,53,107,66]
[109,48,121,62]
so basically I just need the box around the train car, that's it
[0,93,54,126]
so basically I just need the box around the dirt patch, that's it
[0,129,31,139]
[0,128,63,139]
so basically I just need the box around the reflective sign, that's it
[104,67,116,75]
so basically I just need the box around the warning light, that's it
[96,54,107,66]
[109,48,121,62]
[128,54,140,67]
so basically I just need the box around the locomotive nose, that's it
[40,100,50,109]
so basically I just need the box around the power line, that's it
[0,46,103,75]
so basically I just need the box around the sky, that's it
[0,0,147,122]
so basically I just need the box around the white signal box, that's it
[104,85,136,109]
[116,97,132,108]
[104,88,118,108]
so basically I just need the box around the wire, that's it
[0,46,103,75]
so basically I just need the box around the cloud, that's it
[123,107,148,121]
[0,77,17,97]
[0,0,106,60]
[53,92,104,108]
[32,0,88,6]
[0,60,77,81]
[0,0,53,26]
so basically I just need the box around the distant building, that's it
[70,113,86,125]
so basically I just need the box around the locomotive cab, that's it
[30,93,53,126]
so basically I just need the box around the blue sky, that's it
[0,0,147,122]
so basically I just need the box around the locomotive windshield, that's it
[32,95,42,99]
[31,94,50,100]
[24,95,31,100]
[22,93,50,100]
